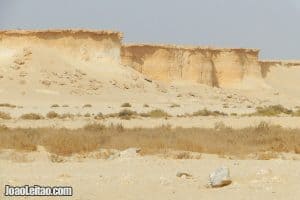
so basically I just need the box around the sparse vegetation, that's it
[141,109,169,118]
[118,109,137,120]
[51,104,60,108]
[170,103,180,108]
[84,113,91,117]
[192,109,227,116]
[0,103,16,108]
[0,112,12,120]
[0,122,299,158]
[46,111,59,119]
[94,112,104,120]
[62,104,69,107]
[250,105,292,116]
[143,104,149,108]
[20,113,44,120]
[83,104,92,108]
[121,103,131,107]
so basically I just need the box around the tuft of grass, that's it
[121,103,131,107]
[0,103,16,108]
[0,112,12,120]
[83,104,92,108]
[143,104,149,108]
[51,104,60,108]
[20,113,44,120]
[251,105,292,116]
[62,104,69,107]
[83,123,106,132]
[292,109,300,117]
[170,103,180,108]
[84,113,91,117]
[46,111,59,119]
[94,113,104,120]
[192,109,227,117]
[118,109,137,120]
[142,109,169,118]
[0,122,300,158]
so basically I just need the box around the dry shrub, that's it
[83,104,92,108]
[46,111,59,119]
[121,103,131,107]
[143,104,149,108]
[0,122,300,158]
[118,109,137,120]
[20,113,44,120]
[84,113,91,117]
[0,103,16,108]
[59,113,74,119]
[170,103,180,108]
[251,105,292,116]
[192,109,227,116]
[143,109,169,118]
[83,123,105,132]
[51,104,60,108]
[94,112,103,120]
[0,112,12,120]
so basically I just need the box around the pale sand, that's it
[0,150,299,200]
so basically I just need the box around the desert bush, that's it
[0,103,16,108]
[143,104,149,108]
[251,105,292,116]
[0,112,12,120]
[20,113,44,120]
[121,103,131,107]
[62,104,69,107]
[94,112,104,120]
[118,109,137,120]
[46,111,59,119]
[292,109,300,117]
[192,109,227,116]
[143,109,169,118]
[83,104,92,108]
[84,113,91,117]
[51,104,60,108]
[83,123,105,132]
[170,103,180,108]
[59,113,74,119]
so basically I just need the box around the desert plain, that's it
[1,29,300,199]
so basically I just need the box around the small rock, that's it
[176,172,192,178]
[119,148,141,158]
[209,166,232,188]
[144,78,152,83]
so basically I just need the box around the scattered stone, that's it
[176,172,192,178]
[144,78,152,83]
[119,148,141,158]
[209,166,232,188]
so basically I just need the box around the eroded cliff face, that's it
[260,60,300,78]
[0,29,123,64]
[121,44,262,88]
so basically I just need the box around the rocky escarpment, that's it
[121,44,263,88]
[260,60,300,78]
[0,29,123,64]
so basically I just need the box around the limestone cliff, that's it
[260,60,300,78]
[121,44,262,88]
[0,29,123,64]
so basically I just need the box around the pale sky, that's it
[0,0,299,60]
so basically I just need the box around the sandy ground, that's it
[2,116,300,129]
[1,32,300,199]
[0,150,300,200]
